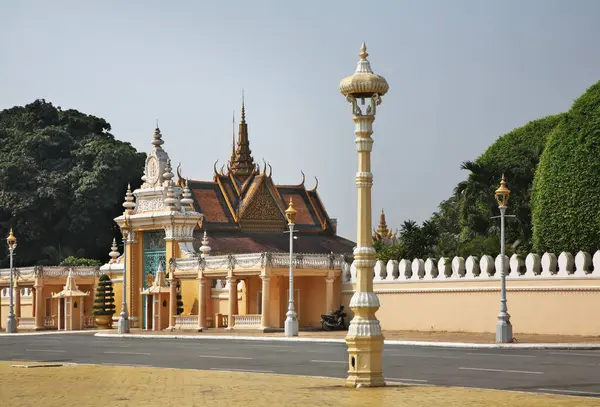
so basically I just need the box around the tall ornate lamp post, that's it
[494,175,513,343]
[5,229,17,333]
[117,217,131,334]
[340,42,389,387]
[284,198,298,337]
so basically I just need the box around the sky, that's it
[1,0,599,240]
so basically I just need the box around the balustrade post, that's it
[325,275,335,314]
[34,277,44,331]
[227,277,237,330]
[260,276,270,330]
[197,277,206,331]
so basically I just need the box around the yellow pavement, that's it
[1,362,597,407]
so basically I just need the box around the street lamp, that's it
[284,198,298,337]
[494,174,513,343]
[5,229,17,333]
[117,217,130,334]
[340,42,388,388]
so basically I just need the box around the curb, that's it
[0,330,110,337]
[93,333,600,350]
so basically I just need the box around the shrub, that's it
[532,80,600,253]
[93,274,116,316]
[59,256,101,267]
[176,281,184,315]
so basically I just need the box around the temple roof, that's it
[193,230,355,255]
[175,97,353,254]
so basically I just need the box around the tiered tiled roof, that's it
[178,101,354,255]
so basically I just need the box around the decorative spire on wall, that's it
[123,183,136,215]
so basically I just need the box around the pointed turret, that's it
[199,231,211,258]
[229,92,255,177]
[123,183,136,215]
[109,238,120,264]
[163,159,179,210]
[180,179,194,211]
[152,125,165,151]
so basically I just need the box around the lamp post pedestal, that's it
[284,310,298,336]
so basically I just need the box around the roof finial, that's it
[360,42,368,60]
[241,89,246,123]
[152,125,164,151]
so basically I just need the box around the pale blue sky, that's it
[2,0,599,240]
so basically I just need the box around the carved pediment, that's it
[240,182,284,222]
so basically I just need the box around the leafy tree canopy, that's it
[0,99,145,267]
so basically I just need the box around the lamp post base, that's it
[117,313,130,334]
[6,314,17,333]
[284,310,298,337]
[496,317,513,343]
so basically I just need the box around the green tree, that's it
[93,274,116,316]
[532,81,600,253]
[0,99,146,266]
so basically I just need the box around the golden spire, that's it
[376,208,389,236]
[228,91,255,177]
[241,89,246,123]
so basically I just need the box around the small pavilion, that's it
[140,263,171,331]
[51,270,90,331]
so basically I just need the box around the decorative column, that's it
[197,276,207,331]
[34,275,45,330]
[260,275,271,330]
[340,42,389,388]
[168,274,177,330]
[14,284,21,319]
[325,275,335,314]
[227,277,237,329]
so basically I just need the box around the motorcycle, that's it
[321,306,347,331]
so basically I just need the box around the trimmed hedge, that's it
[532,80,600,253]
[93,274,116,316]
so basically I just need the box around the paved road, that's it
[1,333,599,398]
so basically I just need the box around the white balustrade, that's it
[232,314,261,329]
[173,315,199,330]
[340,249,600,284]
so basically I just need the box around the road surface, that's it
[0,333,599,398]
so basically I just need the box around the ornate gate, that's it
[143,230,166,328]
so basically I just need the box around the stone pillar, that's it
[260,276,270,330]
[168,277,177,330]
[325,276,335,314]
[197,277,206,331]
[34,278,45,330]
[14,284,21,319]
[227,277,237,329]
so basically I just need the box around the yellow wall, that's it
[342,278,600,336]
[179,279,197,316]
